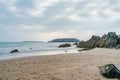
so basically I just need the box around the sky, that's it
[0,0,120,42]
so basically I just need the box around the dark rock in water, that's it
[29,48,32,49]
[10,49,19,53]
[58,43,71,48]
[77,35,100,48]
[99,64,120,79]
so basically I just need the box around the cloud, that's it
[20,24,43,30]
[0,0,120,41]
[25,0,59,17]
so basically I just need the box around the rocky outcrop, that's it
[77,32,120,48]
[97,34,106,47]
[77,35,100,48]
[104,32,118,48]
[116,44,120,49]
[117,37,120,44]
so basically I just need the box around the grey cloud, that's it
[0,0,120,41]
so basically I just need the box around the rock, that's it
[104,32,118,48]
[77,32,119,48]
[97,34,106,47]
[10,49,19,53]
[73,42,78,45]
[77,41,87,48]
[78,48,93,52]
[99,64,120,79]
[29,48,32,49]
[58,43,71,48]
[117,37,120,44]
[97,32,118,48]
[77,35,100,48]
[116,44,120,49]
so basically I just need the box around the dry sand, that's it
[0,48,120,80]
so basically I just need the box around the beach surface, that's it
[0,48,120,80]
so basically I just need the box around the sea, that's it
[0,42,80,60]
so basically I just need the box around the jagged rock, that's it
[99,64,120,79]
[116,44,120,49]
[104,32,118,48]
[10,49,19,53]
[98,32,118,48]
[77,35,100,48]
[77,32,119,48]
[97,34,106,47]
[77,41,86,48]
[117,37,120,44]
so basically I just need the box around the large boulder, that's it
[99,64,120,79]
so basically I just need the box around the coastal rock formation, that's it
[104,32,118,48]
[116,45,120,49]
[77,35,100,48]
[97,34,106,47]
[77,32,120,48]
[117,37,120,44]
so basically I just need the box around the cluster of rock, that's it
[77,32,120,48]
[58,43,71,48]
[10,49,19,53]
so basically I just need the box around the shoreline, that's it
[0,48,80,61]
[0,51,78,61]
[0,48,120,80]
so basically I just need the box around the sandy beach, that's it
[0,48,120,80]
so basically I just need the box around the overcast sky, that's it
[0,0,120,42]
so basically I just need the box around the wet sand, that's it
[0,48,120,80]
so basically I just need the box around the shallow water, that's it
[0,42,80,60]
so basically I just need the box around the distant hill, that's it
[22,41,44,43]
[49,38,79,42]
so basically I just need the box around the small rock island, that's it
[49,38,79,42]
